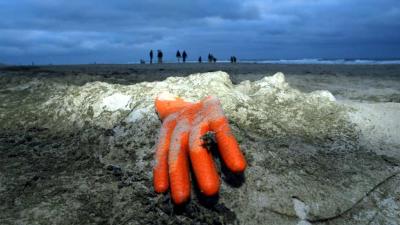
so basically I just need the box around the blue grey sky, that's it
[1,0,400,64]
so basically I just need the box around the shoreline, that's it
[2,62,400,77]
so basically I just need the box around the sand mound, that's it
[1,71,352,143]
[0,71,399,225]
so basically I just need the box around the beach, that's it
[2,63,399,99]
[0,63,399,225]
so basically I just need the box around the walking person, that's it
[157,50,163,64]
[149,50,153,64]
[182,50,187,63]
[176,50,181,63]
[208,53,212,63]
[198,56,202,63]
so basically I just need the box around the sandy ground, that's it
[0,63,399,225]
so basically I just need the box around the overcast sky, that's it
[1,0,400,64]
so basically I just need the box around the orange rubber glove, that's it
[153,92,247,204]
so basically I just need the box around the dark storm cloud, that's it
[0,0,399,64]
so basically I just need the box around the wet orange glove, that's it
[153,93,246,204]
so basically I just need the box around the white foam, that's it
[293,198,309,219]
[311,90,336,101]
[125,108,150,123]
[244,59,400,65]
[157,92,177,101]
[101,93,131,111]
[293,198,311,225]
[297,221,312,225]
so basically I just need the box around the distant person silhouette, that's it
[176,50,181,63]
[230,56,237,64]
[182,50,187,63]
[157,50,163,64]
[198,56,202,63]
[213,57,217,63]
[149,50,153,64]
[208,53,213,63]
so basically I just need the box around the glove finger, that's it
[203,96,246,173]
[169,119,191,204]
[155,92,193,120]
[189,121,220,196]
[153,115,177,193]
[209,114,246,173]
